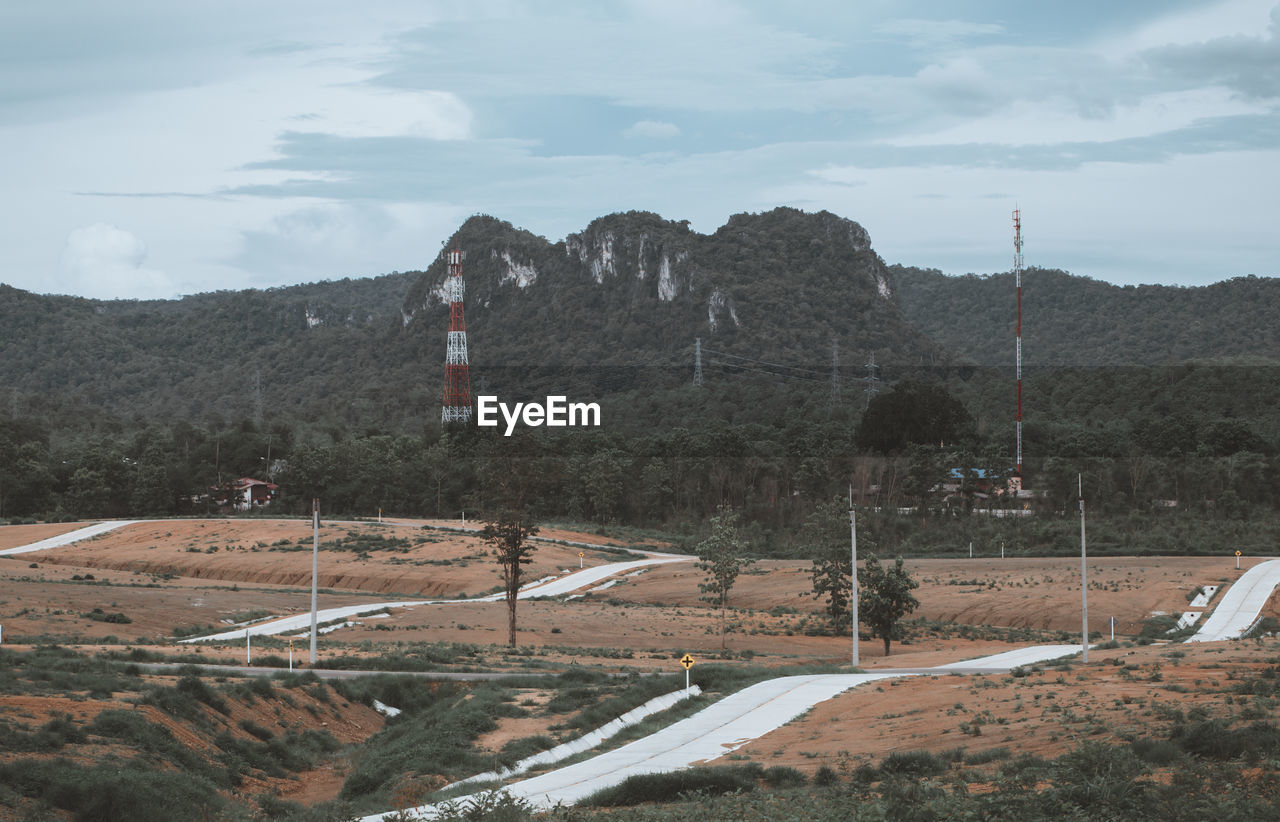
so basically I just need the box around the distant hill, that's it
[892,266,1280,366]
[3,207,1279,435]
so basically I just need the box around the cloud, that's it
[227,202,466,282]
[872,18,1005,48]
[1142,5,1280,98]
[56,223,172,299]
[623,120,680,139]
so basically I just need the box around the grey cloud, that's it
[1143,7,1280,98]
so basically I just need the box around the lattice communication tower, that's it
[441,249,473,424]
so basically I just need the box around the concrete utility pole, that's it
[310,498,319,665]
[850,484,860,668]
[1079,475,1089,663]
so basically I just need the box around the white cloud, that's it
[623,120,681,139]
[56,223,172,299]
[873,18,1004,48]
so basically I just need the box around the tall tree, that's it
[481,513,540,646]
[695,505,755,649]
[479,430,541,647]
[859,553,920,656]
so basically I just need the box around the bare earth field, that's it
[706,638,1280,773]
[2,517,1279,812]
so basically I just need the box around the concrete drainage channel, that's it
[363,564,1280,821]
[8,523,1280,819]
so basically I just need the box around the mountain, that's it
[3,206,1279,437]
[400,208,943,401]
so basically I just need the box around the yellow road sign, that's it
[1236,550,1242,556]
[680,653,695,670]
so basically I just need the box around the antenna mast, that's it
[1013,209,1024,476]
[693,337,704,387]
[441,249,473,424]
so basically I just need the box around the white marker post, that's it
[1001,542,1004,559]
[579,551,584,569]
[850,484,860,668]
[969,541,972,558]
[1236,550,1242,570]
[310,499,319,665]
[1110,616,1115,642]
[1079,474,1089,663]
[246,627,251,664]
[288,639,294,672]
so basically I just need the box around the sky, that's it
[2,0,1278,300]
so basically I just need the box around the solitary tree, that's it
[482,512,539,646]
[695,505,754,649]
[859,553,920,655]
[478,429,541,647]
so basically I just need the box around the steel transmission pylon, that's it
[864,352,880,406]
[441,248,473,424]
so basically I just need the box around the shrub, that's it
[1131,737,1180,765]
[762,765,807,787]
[581,765,761,807]
[880,750,948,777]
[813,765,839,786]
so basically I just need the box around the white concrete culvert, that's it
[0,520,140,556]
[1186,559,1280,642]
[361,644,1086,821]
[444,686,703,792]
[180,552,692,643]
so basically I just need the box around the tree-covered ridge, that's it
[400,208,940,377]
[892,266,1280,366]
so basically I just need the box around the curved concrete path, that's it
[0,520,140,556]
[361,644,1082,820]
[182,553,693,643]
[1186,558,1280,642]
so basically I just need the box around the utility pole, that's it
[850,484,860,668]
[693,337,704,387]
[1079,475,1089,663]
[310,498,319,665]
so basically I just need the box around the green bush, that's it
[581,765,761,807]
[880,750,949,777]
[762,765,807,787]
[0,757,221,821]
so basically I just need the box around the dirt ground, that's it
[706,638,1280,773]
[0,521,91,550]
[3,517,1279,809]
[1,519,1268,666]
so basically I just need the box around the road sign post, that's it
[680,653,695,694]
[1236,550,1242,570]
[579,551,584,569]
[289,639,294,671]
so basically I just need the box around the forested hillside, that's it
[3,206,1280,552]
[892,266,1280,366]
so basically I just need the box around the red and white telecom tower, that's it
[1013,209,1024,477]
[441,248,473,424]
